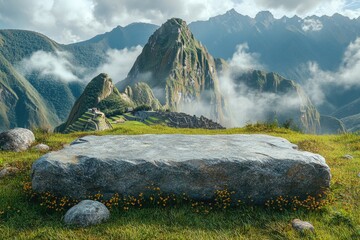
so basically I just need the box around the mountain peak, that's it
[225,8,239,16]
[55,73,115,132]
[255,11,275,22]
[163,18,187,28]
[148,17,193,48]
[118,17,226,124]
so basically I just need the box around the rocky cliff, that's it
[117,18,226,124]
[56,73,162,133]
[55,73,132,132]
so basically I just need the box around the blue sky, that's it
[0,0,359,43]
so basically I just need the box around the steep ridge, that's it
[56,73,165,133]
[342,113,360,132]
[190,9,360,80]
[189,10,360,115]
[124,82,162,110]
[117,18,227,124]
[0,52,59,130]
[73,23,158,50]
[0,30,86,130]
[332,97,360,119]
[55,73,131,132]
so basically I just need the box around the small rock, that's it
[292,219,315,232]
[0,167,20,179]
[342,154,353,160]
[0,128,35,152]
[64,200,110,227]
[33,144,50,152]
[357,173,360,178]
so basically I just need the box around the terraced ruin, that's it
[63,109,112,134]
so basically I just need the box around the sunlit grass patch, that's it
[0,122,359,239]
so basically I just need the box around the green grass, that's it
[0,122,359,239]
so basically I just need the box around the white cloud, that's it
[304,37,360,105]
[0,0,359,43]
[93,46,143,83]
[302,18,323,31]
[229,43,265,71]
[219,74,302,127]
[18,50,81,82]
[217,44,304,127]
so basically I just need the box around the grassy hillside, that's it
[0,30,88,130]
[0,123,359,239]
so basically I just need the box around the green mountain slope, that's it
[0,30,87,130]
[117,18,226,124]
[124,82,162,110]
[0,52,59,131]
[56,73,164,133]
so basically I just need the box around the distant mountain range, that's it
[0,9,359,133]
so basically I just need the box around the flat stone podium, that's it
[31,134,331,203]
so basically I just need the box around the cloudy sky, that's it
[0,0,359,43]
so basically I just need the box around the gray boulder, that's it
[33,144,50,152]
[0,167,20,179]
[31,134,331,204]
[0,128,35,152]
[292,219,315,232]
[64,200,110,227]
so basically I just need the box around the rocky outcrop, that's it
[33,143,50,152]
[130,111,225,129]
[291,219,315,232]
[124,83,162,110]
[55,73,132,133]
[0,128,35,152]
[31,134,331,204]
[64,200,110,227]
[0,167,20,178]
[117,18,226,124]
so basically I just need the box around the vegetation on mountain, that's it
[0,52,59,131]
[56,73,165,133]
[117,18,226,124]
[0,30,88,130]
[63,110,112,134]
[55,73,131,132]
[125,82,162,110]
